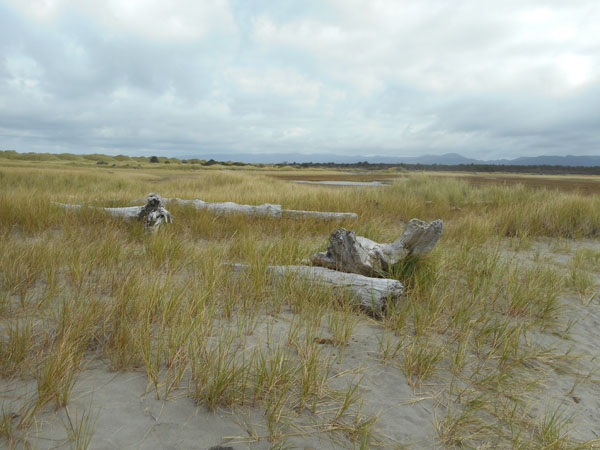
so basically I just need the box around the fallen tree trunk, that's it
[282,209,358,220]
[164,198,283,217]
[230,263,403,317]
[310,219,443,277]
[160,198,358,220]
[56,193,172,231]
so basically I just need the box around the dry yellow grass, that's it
[1,157,599,448]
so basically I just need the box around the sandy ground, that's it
[2,239,599,449]
[501,239,600,443]
[1,320,441,449]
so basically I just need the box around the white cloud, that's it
[559,54,593,89]
[7,0,67,21]
[97,0,236,41]
[1,0,599,159]
[252,1,600,96]
[7,0,236,40]
[227,67,322,105]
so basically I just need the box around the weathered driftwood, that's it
[158,197,358,220]
[230,263,403,317]
[164,198,282,217]
[56,193,172,231]
[282,209,358,220]
[136,193,173,231]
[310,219,443,277]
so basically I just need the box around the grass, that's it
[62,403,99,450]
[36,326,85,410]
[0,403,18,447]
[400,338,444,387]
[1,157,600,447]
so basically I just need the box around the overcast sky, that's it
[1,0,599,160]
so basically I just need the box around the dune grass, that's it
[0,160,599,448]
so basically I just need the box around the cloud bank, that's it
[1,0,599,159]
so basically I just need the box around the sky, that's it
[1,0,599,160]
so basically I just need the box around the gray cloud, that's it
[1,0,599,159]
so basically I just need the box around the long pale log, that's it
[310,219,443,277]
[55,202,142,217]
[103,206,143,218]
[164,198,283,217]
[230,263,403,317]
[160,198,357,220]
[55,193,172,231]
[282,209,358,220]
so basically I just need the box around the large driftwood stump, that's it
[56,193,172,231]
[231,264,403,317]
[310,219,443,276]
[136,193,173,231]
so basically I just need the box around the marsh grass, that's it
[35,328,85,409]
[62,404,99,450]
[0,403,18,447]
[566,251,598,301]
[294,331,333,414]
[190,330,247,410]
[376,330,403,364]
[535,406,575,449]
[0,319,37,377]
[326,305,360,356]
[400,338,444,387]
[1,161,599,447]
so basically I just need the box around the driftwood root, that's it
[56,193,172,231]
[310,219,443,276]
[137,193,173,231]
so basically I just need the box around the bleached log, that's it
[103,206,143,219]
[310,219,443,277]
[55,193,172,231]
[54,202,82,210]
[282,209,358,220]
[159,197,357,220]
[230,264,403,317]
[54,201,143,217]
[164,198,283,217]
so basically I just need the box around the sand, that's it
[1,238,599,449]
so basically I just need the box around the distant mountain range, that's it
[368,153,600,166]
[181,152,600,166]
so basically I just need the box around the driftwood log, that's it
[56,193,172,231]
[231,264,403,317]
[164,198,282,217]
[159,198,358,220]
[310,219,443,277]
[282,209,357,220]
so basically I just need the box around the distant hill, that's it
[490,155,600,167]
[377,153,600,166]
[3,148,598,167]
[370,153,480,165]
[180,152,600,166]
